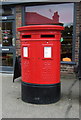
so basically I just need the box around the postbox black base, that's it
[22,82,61,104]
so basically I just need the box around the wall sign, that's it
[2,48,9,51]
[2,17,7,20]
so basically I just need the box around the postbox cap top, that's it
[17,25,64,32]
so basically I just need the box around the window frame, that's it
[22,2,76,65]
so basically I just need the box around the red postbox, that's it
[17,25,64,104]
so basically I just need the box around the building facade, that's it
[0,2,81,74]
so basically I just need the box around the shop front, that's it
[0,6,16,73]
[1,2,81,74]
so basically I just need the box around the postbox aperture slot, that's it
[41,35,55,38]
[22,35,31,38]
[23,47,28,57]
[44,47,52,58]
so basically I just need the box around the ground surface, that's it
[1,73,80,118]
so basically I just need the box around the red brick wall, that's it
[15,5,22,56]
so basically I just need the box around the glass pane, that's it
[1,53,13,66]
[2,22,13,46]
[2,6,14,16]
[25,3,74,25]
[61,24,73,61]
[25,3,74,61]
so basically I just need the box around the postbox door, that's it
[21,40,60,85]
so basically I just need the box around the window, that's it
[61,24,73,61]
[25,3,74,62]
[1,53,13,66]
[2,6,14,16]
[2,21,13,46]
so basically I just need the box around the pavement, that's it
[1,73,80,118]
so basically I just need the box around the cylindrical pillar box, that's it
[17,25,64,104]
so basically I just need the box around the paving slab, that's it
[2,73,79,118]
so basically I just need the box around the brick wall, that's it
[61,64,74,74]
[15,5,22,56]
[75,2,80,63]
[79,2,81,47]
[79,3,81,27]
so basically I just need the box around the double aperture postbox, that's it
[17,25,64,104]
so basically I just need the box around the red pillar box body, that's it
[17,25,64,104]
